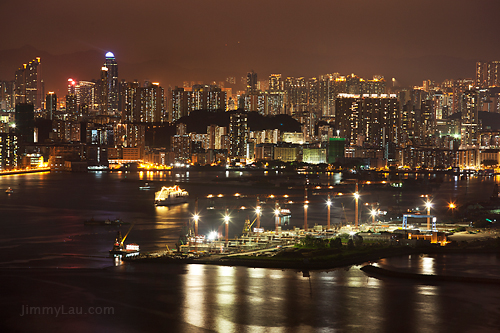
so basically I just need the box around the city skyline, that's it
[2,0,500,94]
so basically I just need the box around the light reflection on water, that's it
[174,263,499,332]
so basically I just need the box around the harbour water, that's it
[1,170,499,331]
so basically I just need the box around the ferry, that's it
[280,208,291,217]
[154,185,189,206]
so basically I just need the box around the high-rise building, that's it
[122,82,164,122]
[45,92,57,120]
[99,66,108,115]
[0,81,15,111]
[15,103,35,144]
[14,57,42,109]
[335,94,400,148]
[77,81,96,115]
[269,74,282,92]
[461,90,479,148]
[246,71,258,94]
[308,77,319,115]
[475,61,500,88]
[0,133,18,170]
[229,111,248,159]
[104,52,119,114]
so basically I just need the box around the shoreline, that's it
[125,246,500,271]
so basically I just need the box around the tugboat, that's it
[109,224,139,257]
[5,187,13,194]
[154,185,189,206]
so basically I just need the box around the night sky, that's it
[1,0,499,94]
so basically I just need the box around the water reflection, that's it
[421,256,435,275]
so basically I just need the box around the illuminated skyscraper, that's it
[99,66,109,115]
[269,74,282,92]
[335,94,399,148]
[460,90,479,148]
[45,92,57,120]
[475,61,500,88]
[307,77,319,115]
[14,57,42,109]
[246,71,258,94]
[122,82,164,122]
[104,52,119,114]
[229,111,249,159]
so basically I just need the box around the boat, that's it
[5,187,13,194]
[279,208,291,217]
[139,182,154,190]
[84,218,129,226]
[154,185,189,206]
[109,227,139,257]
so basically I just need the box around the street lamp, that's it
[425,200,433,230]
[274,201,281,233]
[224,209,230,246]
[449,202,456,219]
[304,201,309,231]
[354,192,360,228]
[370,209,377,224]
[326,194,332,230]
[193,214,199,252]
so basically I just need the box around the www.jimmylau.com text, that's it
[20,305,114,317]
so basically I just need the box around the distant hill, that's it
[177,110,302,133]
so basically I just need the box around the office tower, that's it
[461,90,479,148]
[246,71,258,94]
[14,57,42,109]
[15,103,35,144]
[104,52,119,114]
[99,66,108,115]
[45,92,57,120]
[335,94,399,148]
[229,111,248,159]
